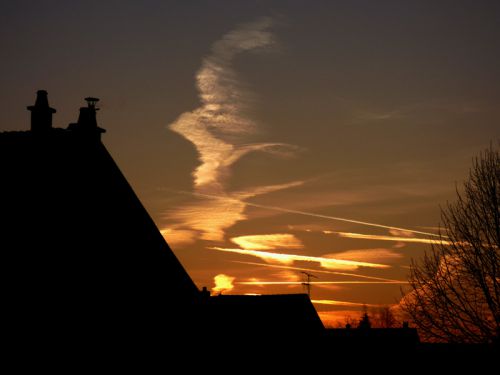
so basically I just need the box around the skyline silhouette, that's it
[1,1,499,341]
[3,91,497,358]
[1,91,418,352]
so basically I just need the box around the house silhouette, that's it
[2,91,203,347]
[1,91,325,353]
[4,91,496,366]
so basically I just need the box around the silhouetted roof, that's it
[1,93,199,342]
[4,91,428,354]
[201,294,324,336]
[325,327,420,347]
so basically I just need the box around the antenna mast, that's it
[301,271,318,298]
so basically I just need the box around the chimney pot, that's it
[27,90,56,132]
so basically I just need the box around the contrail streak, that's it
[231,261,403,282]
[211,247,390,269]
[237,281,408,285]
[336,232,451,245]
[312,299,384,307]
[180,190,442,238]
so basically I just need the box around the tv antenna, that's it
[301,271,318,298]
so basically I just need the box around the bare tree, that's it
[371,306,399,328]
[343,314,357,328]
[358,304,372,329]
[401,144,500,343]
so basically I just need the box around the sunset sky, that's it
[1,1,499,326]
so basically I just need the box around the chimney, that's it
[77,97,100,129]
[200,286,210,299]
[27,90,56,132]
[68,96,106,139]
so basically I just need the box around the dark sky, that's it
[2,0,499,325]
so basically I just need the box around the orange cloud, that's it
[211,247,391,270]
[212,273,235,294]
[273,270,301,282]
[335,231,451,245]
[190,192,441,238]
[165,181,303,243]
[160,228,197,247]
[388,229,415,237]
[165,195,247,242]
[325,248,403,263]
[312,299,383,308]
[231,233,303,251]
[238,280,407,285]
[232,261,402,282]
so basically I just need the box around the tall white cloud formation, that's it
[164,18,301,245]
[169,17,296,193]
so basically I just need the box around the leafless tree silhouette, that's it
[402,144,499,343]
[371,306,399,328]
[358,304,372,329]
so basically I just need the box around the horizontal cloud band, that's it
[210,247,390,270]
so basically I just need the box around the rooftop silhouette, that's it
[10,91,491,362]
[2,90,199,347]
[1,91,326,352]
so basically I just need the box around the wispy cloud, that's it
[212,273,235,294]
[335,231,451,245]
[211,247,391,270]
[312,300,383,308]
[273,270,301,282]
[169,17,295,192]
[354,99,486,124]
[185,190,442,238]
[163,18,301,246]
[160,228,197,247]
[231,233,304,251]
[325,248,403,263]
[231,260,404,282]
[389,229,415,237]
[238,280,407,285]
[294,225,446,246]
[164,181,303,243]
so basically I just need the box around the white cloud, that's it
[325,248,403,263]
[168,17,296,192]
[163,17,301,246]
[211,247,391,270]
[164,181,303,243]
[231,233,304,251]
[212,273,235,294]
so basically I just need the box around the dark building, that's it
[200,292,324,337]
[1,91,323,352]
[4,91,443,363]
[324,324,420,350]
[2,91,200,348]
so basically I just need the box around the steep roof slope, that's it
[1,92,199,342]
